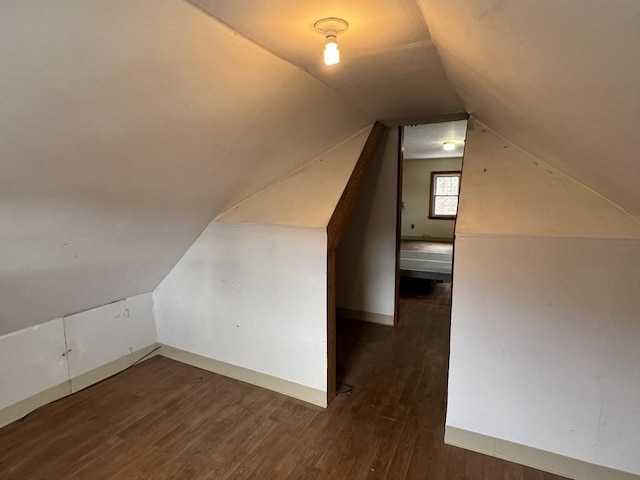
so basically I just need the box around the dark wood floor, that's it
[0,283,568,480]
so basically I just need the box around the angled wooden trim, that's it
[394,126,404,325]
[326,121,385,405]
[326,249,336,404]
[327,121,386,251]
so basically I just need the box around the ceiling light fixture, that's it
[443,142,456,151]
[314,17,348,66]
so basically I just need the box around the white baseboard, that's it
[0,343,160,428]
[158,345,327,408]
[445,426,639,480]
[0,382,70,428]
[337,307,394,326]
[70,343,161,392]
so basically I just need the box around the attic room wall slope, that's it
[154,222,329,402]
[419,0,640,215]
[456,120,640,240]
[216,126,373,228]
[0,0,371,335]
[153,124,387,405]
[449,119,640,477]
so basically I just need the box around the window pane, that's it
[434,195,458,216]
[435,175,460,195]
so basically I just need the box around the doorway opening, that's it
[397,119,467,302]
[332,118,468,405]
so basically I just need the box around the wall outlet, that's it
[411,224,415,229]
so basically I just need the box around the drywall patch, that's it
[64,294,156,379]
[0,343,159,428]
[0,317,68,410]
[0,292,157,424]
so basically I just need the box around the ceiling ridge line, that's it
[186,0,366,115]
[414,0,467,116]
[337,39,436,61]
[414,0,435,42]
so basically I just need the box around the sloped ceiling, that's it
[191,0,463,122]
[459,119,640,239]
[195,0,639,213]
[418,0,640,214]
[218,127,372,228]
[2,0,638,334]
[0,0,371,334]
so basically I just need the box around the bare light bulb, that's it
[443,142,456,151]
[315,18,348,66]
[324,36,340,66]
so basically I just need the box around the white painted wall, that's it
[336,128,399,324]
[155,124,378,395]
[0,0,370,335]
[448,121,640,475]
[449,236,640,474]
[0,292,156,410]
[401,157,463,239]
[64,293,157,379]
[0,318,68,410]
[154,223,328,392]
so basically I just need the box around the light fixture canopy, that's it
[443,142,456,151]
[314,17,348,66]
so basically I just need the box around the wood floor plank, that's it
[385,422,419,480]
[0,283,571,480]
[484,455,506,480]
[405,427,447,480]
[365,418,407,480]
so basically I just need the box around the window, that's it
[429,171,461,219]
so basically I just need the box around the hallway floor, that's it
[0,283,568,479]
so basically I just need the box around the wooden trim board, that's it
[0,342,325,429]
[337,307,394,326]
[70,343,161,393]
[394,126,403,325]
[0,382,70,428]
[445,426,639,480]
[326,121,386,406]
[326,249,336,405]
[0,343,160,428]
[158,345,327,408]
[327,122,386,250]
